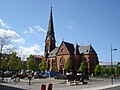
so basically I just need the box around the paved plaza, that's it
[0,77,120,90]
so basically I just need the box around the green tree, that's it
[51,64,57,71]
[79,60,87,75]
[64,57,73,72]
[94,64,101,76]
[16,58,21,71]
[8,52,21,71]
[0,57,8,70]
[101,66,107,75]
[112,67,115,75]
[107,67,110,75]
[0,55,9,82]
[39,58,46,71]
[107,66,115,75]
[27,55,36,71]
[21,61,27,70]
[115,66,120,78]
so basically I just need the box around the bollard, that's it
[41,84,46,90]
[28,75,32,85]
[28,78,31,85]
[48,83,52,90]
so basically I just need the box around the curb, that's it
[80,83,120,90]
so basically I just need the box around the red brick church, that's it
[44,7,99,75]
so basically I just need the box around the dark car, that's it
[54,74,67,80]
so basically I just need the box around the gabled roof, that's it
[79,46,89,54]
[47,41,97,57]
[48,47,59,57]
[79,45,97,55]
[63,41,74,55]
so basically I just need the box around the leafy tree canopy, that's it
[115,66,120,78]
[79,60,87,74]
[64,57,73,72]
[101,66,107,75]
[27,54,36,71]
[8,52,21,71]
[39,58,46,71]
[94,64,101,76]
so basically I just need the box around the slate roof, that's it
[47,7,54,36]
[63,41,97,55]
[45,7,55,42]
[79,45,97,55]
[63,41,74,55]
[48,41,97,57]
[48,47,59,57]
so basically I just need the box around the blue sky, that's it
[0,0,120,62]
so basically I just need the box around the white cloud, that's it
[23,30,28,34]
[0,20,43,60]
[0,18,10,29]
[29,26,34,33]
[0,29,25,45]
[64,22,77,31]
[23,25,46,34]
[17,44,44,60]
[68,26,76,30]
[0,19,25,54]
[2,44,16,54]
[33,25,47,33]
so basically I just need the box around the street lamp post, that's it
[111,45,117,85]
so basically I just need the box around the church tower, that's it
[44,7,56,57]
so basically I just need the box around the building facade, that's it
[27,55,43,69]
[44,7,99,75]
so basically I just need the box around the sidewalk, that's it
[80,83,120,90]
[0,78,120,90]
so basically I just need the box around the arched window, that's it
[59,58,64,68]
[61,48,64,54]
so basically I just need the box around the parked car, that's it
[1,70,16,77]
[54,74,67,80]
[34,71,41,78]
[17,71,28,79]
[45,71,61,77]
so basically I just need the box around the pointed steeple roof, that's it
[74,43,80,55]
[44,7,56,57]
[47,7,54,36]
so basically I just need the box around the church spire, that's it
[47,7,54,36]
[44,7,56,57]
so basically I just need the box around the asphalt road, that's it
[0,85,26,90]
